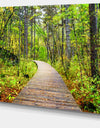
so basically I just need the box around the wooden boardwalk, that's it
[13,60,81,111]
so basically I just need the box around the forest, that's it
[0,3,100,113]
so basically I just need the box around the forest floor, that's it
[0,58,37,103]
[53,60,100,113]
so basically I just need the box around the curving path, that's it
[13,60,81,111]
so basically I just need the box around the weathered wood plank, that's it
[13,60,81,112]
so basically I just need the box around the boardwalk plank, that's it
[13,60,81,112]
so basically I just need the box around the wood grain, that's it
[13,60,81,112]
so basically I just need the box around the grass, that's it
[0,58,37,103]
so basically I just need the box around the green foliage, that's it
[38,46,47,61]
[35,24,47,41]
[0,4,100,114]
[54,55,100,113]
[0,40,6,47]
[0,57,37,102]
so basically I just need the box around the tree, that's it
[61,5,64,65]
[0,8,13,40]
[17,6,21,76]
[24,6,28,58]
[33,9,36,60]
[89,4,98,78]
[30,6,33,58]
[64,5,71,59]
[46,22,49,60]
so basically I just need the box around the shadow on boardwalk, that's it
[13,60,81,112]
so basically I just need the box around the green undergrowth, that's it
[0,58,37,103]
[53,56,100,114]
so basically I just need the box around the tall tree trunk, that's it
[19,7,21,59]
[89,4,98,78]
[57,28,60,57]
[31,6,33,58]
[64,5,71,59]
[61,5,64,65]
[24,6,28,58]
[47,23,49,60]
[51,24,56,63]
[17,6,21,76]
[34,14,36,60]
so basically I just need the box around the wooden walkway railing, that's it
[13,60,81,112]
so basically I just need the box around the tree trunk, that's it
[47,23,49,60]
[24,6,28,58]
[61,5,64,65]
[34,14,36,60]
[64,5,71,59]
[89,4,98,78]
[31,7,33,58]
[51,24,56,63]
[17,6,21,76]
